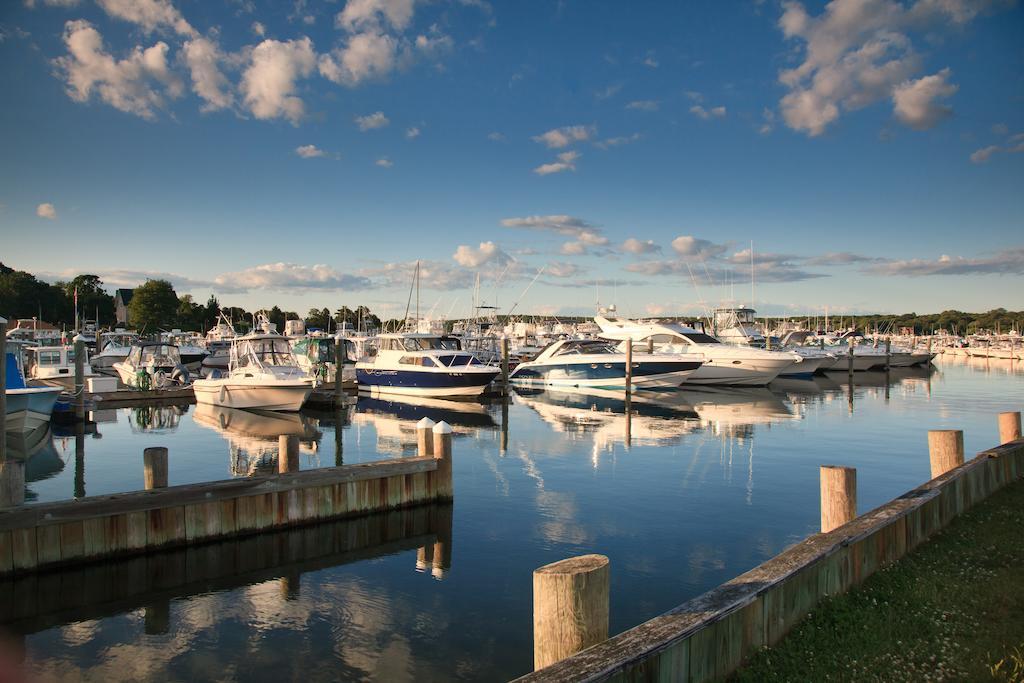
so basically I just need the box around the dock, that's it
[0,421,455,576]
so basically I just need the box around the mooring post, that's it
[885,337,891,371]
[432,421,453,498]
[74,334,85,420]
[533,554,610,671]
[820,465,857,533]
[998,411,1021,444]
[501,337,510,390]
[847,338,854,375]
[500,399,509,454]
[334,407,344,467]
[0,316,6,459]
[278,435,299,473]
[143,446,169,489]
[819,337,825,351]
[646,336,654,353]
[0,459,25,508]
[334,336,345,404]
[625,343,633,394]
[417,417,435,457]
[928,430,964,478]
[74,422,86,498]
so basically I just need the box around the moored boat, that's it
[192,332,314,411]
[356,333,499,397]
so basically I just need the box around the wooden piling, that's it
[432,421,453,499]
[998,411,1021,444]
[278,435,299,473]
[334,336,345,404]
[885,337,891,371]
[646,337,654,354]
[533,554,610,670]
[625,344,633,393]
[431,502,453,580]
[928,430,964,479]
[143,447,168,490]
[819,465,856,533]
[501,337,510,390]
[847,339,854,374]
[0,459,25,508]
[74,335,85,420]
[0,317,6,460]
[417,417,435,457]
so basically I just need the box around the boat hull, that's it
[192,379,313,411]
[356,367,499,397]
[5,387,63,433]
[778,356,830,378]
[684,358,793,386]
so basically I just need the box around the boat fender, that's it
[219,385,228,405]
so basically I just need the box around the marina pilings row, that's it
[520,410,1023,682]
[0,422,456,577]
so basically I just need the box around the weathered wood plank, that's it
[0,530,13,574]
[36,525,61,565]
[10,528,37,571]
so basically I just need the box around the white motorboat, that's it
[508,338,703,390]
[712,307,766,347]
[356,333,500,397]
[161,329,209,369]
[112,342,191,389]
[192,332,314,411]
[22,344,96,389]
[200,318,236,376]
[91,330,140,372]
[595,316,799,386]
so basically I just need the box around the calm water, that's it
[3,355,1023,681]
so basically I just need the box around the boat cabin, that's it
[24,345,91,380]
[232,335,299,370]
[372,334,485,368]
[123,342,182,369]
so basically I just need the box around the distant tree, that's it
[267,306,286,330]
[56,274,116,327]
[127,279,179,331]
[176,294,205,331]
[203,295,221,331]
[306,307,331,330]
[0,262,67,324]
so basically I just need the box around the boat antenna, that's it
[505,266,546,320]
[750,239,755,308]
[401,260,417,330]
[416,260,420,329]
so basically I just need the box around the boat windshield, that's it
[132,345,181,366]
[237,338,296,368]
[553,340,619,356]
[434,354,483,367]
[401,337,462,351]
[680,333,721,345]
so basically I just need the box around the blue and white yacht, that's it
[355,333,500,397]
[5,349,63,433]
[508,338,703,390]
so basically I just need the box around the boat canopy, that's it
[378,334,463,352]
[125,342,181,366]
[233,335,298,369]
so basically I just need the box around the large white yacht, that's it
[355,333,500,397]
[192,332,314,411]
[594,316,800,386]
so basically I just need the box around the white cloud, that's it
[864,248,1024,277]
[892,68,957,130]
[355,110,390,130]
[335,0,416,33]
[214,262,372,291]
[759,107,775,134]
[671,235,729,259]
[487,131,505,141]
[689,104,726,120]
[239,37,316,125]
[534,150,579,175]
[626,100,659,111]
[622,238,660,255]
[774,0,992,136]
[643,51,658,68]
[97,0,195,36]
[182,36,233,112]
[36,203,57,219]
[595,83,623,100]
[405,126,420,138]
[360,259,475,290]
[560,241,586,256]
[295,144,326,158]
[452,241,511,268]
[532,125,596,149]
[54,20,184,120]
[501,215,597,235]
[319,31,399,86]
[375,157,393,167]
[969,145,999,164]
[594,133,641,150]
[251,21,266,36]
[545,261,581,278]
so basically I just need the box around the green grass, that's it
[732,480,1024,682]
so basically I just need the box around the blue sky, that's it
[1,0,1022,320]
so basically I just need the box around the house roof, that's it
[115,288,134,305]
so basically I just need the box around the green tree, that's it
[0,262,67,324]
[127,279,179,331]
[203,295,221,331]
[56,274,116,327]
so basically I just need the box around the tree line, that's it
[0,263,383,334]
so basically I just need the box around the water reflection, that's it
[193,404,323,476]
[352,393,499,457]
[127,403,190,434]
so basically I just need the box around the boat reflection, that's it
[0,425,65,507]
[513,387,701,448]
[352,392,497,456]
[127,402,190,434]
[193,404,322,476]
[681,387,796,438]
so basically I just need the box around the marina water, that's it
[7,356,1024,681]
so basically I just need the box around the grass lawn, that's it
[733,479,1024,682]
